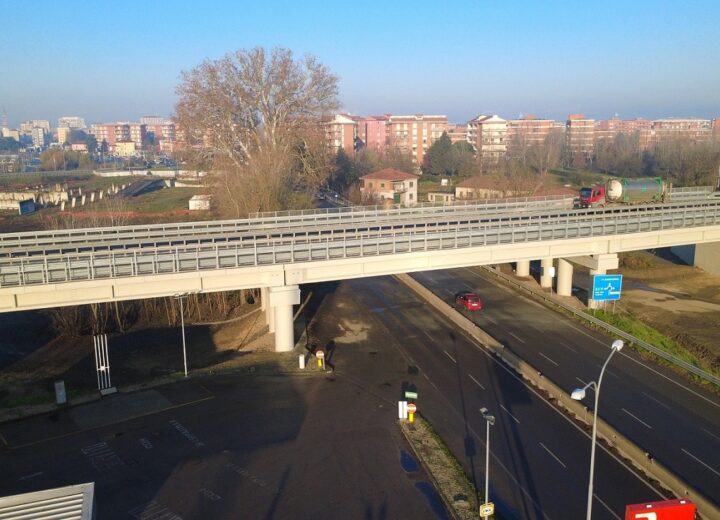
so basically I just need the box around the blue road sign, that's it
[592,274,623,301]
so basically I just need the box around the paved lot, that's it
[0,373,447,519]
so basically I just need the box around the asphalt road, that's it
[305,276,666,520]
[0,373,447,519]
[411,267,720,508]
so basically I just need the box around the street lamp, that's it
[480,407,496,509]
[571,339,624,520]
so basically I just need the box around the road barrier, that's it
[394,272,718,519]
[479,266,720,387]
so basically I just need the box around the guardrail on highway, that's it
[1,200,719,287]
[479,266,720,387]
[396,272,718,518]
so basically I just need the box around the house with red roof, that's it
[359,168,419,206]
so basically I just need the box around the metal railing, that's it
[480,266,720,387]
[1,199,718,288]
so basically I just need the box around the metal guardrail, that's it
[1,199,719,287]
[480,266,720,387]
[1,188,714,256]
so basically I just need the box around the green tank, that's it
[605,177,666,203]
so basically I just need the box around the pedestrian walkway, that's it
[0,381,212,448]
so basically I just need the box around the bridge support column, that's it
[515,260,530,277]
[540,258,554,289]
[556,258,573,296]
[269,285,300,352]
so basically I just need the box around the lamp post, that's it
[480,407,496,509]
[571,339,624,520]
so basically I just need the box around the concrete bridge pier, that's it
[540,258,554,289]
[515,260,530,277]
[269,285,300,352]
[556,258,574,296]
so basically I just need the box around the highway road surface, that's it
[412,267,720,509]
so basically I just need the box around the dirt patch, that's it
[614,251,720,370]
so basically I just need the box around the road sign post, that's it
[479,502,495,517]
[406,403,417,423]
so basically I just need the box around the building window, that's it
[409,193,413,200]
[410,181,414,187]
[380,183,385,188]
[368,181,373,188]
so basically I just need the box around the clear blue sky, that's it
[2,0,719,127]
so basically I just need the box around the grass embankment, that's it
[588,309,719,384]
[401,416,504,520]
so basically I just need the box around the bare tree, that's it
[175,47,340,218]
[527,129,564,176]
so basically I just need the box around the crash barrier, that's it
[394,272,718,519]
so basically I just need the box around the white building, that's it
[467,114,507,161]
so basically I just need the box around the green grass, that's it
[588,309,718,381]
[123,187,203,213]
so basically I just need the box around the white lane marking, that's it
[422,373,430,381]
[18,471,43,481]
[681,448,720,477]
[594,494,622,520]
[538,352,559,366]
[444,350,457,364]
[484,315,497,325]
[508,331,526,344]
[445,288,455,296]
[468,374,486,390]
[454,325,665,502]
[575,376,589,386]
[430,381,439,391]
[620,352,720,410]
[621,408,652,429]
[539,442,566,468]
[702,427,720,442]
[641,391,671,411]
[499,404,520,424]
[559,341,578,353]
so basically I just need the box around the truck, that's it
[575,177,667,208]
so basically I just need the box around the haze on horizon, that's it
[1,0,718,127]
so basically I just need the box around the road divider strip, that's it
[394,272,718,520]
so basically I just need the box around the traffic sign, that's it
[480,502,495,517]
[404,391,418,400]
[406,403,417,414]
[592,274,623,301]
[316,350,325,359]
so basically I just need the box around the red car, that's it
[455,291,482,311]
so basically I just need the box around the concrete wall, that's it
[671,242,720,276]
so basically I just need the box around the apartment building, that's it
[325,113,359,153]
[356,115,390,150]
[388,114,448,164]
[467,114,507,162]
[57,126,72,145]
[58,116,86,129]
[446,124,469,145]
[594,117,652,149]
[651,118,712,143]
[506,116,557,157]
[31,127,47,148]
[566,114,595,165]
[20,120,50,135]
[89,122,145,150]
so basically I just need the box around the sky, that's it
[1,0,719,127]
